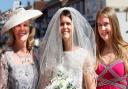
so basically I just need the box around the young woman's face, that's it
[13,21,30,42]
[97,15,113,42]
[60,15,73,41]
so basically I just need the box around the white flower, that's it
[45,65,77,89]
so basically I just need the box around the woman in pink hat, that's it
[0,7,42,89]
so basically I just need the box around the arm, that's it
[0,53,8,89]
[83,53,97,89]
[83,67,97,89]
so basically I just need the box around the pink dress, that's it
[96,59,127,89]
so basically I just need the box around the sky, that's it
[0,0,34,13]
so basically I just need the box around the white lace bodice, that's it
[46,48,88,89]
[62,48,87,88]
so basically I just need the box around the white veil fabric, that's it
[38,7,96,89]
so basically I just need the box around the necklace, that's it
[16,53,32,64]
[101,47,118,64]
[101,55,116,65]
[101,51,117,65]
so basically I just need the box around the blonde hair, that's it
[95,7,128,71]
[7,25,36,52]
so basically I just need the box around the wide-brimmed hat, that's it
[1,7,43,34]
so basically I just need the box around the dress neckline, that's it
[64,48,83,53]
[99,59,123,67]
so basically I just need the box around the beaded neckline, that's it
[15,53,33,64]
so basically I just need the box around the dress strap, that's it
[97,75,127,89]
[97,60,127,89]
[98,60,123,79]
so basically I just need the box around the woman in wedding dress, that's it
[38,7,96,89]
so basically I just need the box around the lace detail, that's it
[45,48,88,89]
[0,50,39,89]
[0,53,8,89]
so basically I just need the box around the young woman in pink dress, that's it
[95,7,128,89]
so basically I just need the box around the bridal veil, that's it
[38,7,96,88]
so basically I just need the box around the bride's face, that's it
[60,15,74,41]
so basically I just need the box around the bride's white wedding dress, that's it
[46,48,89,89]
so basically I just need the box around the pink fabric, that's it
[96,59,127,89]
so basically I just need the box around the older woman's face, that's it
[13,21,30,42]
[60,15,73,41]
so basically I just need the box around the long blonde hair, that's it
[95,7,128,71]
